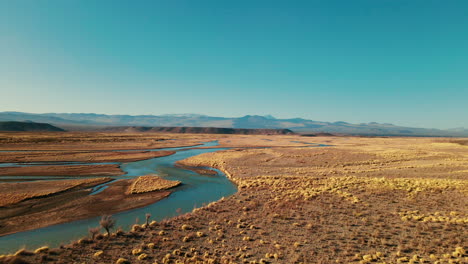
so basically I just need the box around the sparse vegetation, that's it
[99,215,116,236]
[127,175,181,194]
[0,177,112,207]
[88,227,101,240]
[1,134,467,263]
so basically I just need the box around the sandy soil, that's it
[0,164,125,176]
[0,150,175,163]
[1,134,467,264]
[0,177,173,237]
[0,132,215,150]
[0,178,112,207]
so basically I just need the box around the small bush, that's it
[88,227,100,240]
[100,215,116,236]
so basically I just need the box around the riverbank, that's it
[0,164,124,176]
[0,150,175,163]
[0,176,176,237]
[0,135,240,254]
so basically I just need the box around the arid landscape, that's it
[3,1,468,263]
[0,132,466,264]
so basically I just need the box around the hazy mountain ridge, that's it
[100,126,294,135]
[0,121,65,132]
[0,112,466,137]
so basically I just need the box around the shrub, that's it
[88,227,100,240]
[100,215,116,236]
[145,213,151,227]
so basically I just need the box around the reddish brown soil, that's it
[1,134,466,264]
[0,150,175,163]
[0,164,124,176]
[0,132,214,150]
[0,178,172,237]
[0,178,113,207]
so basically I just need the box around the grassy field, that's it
[128,175,181,194]
[0,134,466,263]
[0,177,112,207]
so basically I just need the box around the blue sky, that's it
[0,0,467,129]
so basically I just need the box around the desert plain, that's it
[0,132,466,264]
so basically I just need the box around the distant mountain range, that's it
[0,111,467,137]
[101,126,294,135]
[0,121,65,132]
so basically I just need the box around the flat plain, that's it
[0,132,466,264]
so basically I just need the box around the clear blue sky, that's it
[1,0,467,129]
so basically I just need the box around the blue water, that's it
[0,141,237,254]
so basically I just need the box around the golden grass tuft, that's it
[127,174,181,194]
[115,258,130,264]
[180,224,193,230]
[34,246,49,254]
[137,253,148,260]
[14,249,34,256]
[93,250,103,258]
[131,248,142,255]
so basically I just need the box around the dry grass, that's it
[5,135,468,263]
[0,132,216,150]
[0,177,112,207]
[128,175,181,194]
[0,164,124,176]
[0,150,175,163]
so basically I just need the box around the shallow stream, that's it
[0,141,237,254]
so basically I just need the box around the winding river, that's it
[0,141,237,254]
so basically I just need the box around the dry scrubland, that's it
[0,132,212,237]
[1,135,467,264]
[0,164,124,176]
[128,175,181,194]
[0,150,175,164]
[0,174,179,237]
[0,177,112,207]
[0,132,215,151]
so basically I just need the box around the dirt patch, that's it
[0,132,215,150]
[0,178,172,236]
[0,164,125,176]
[0,177,112,207]
[0,150,175,163]
[2,135,467,264]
